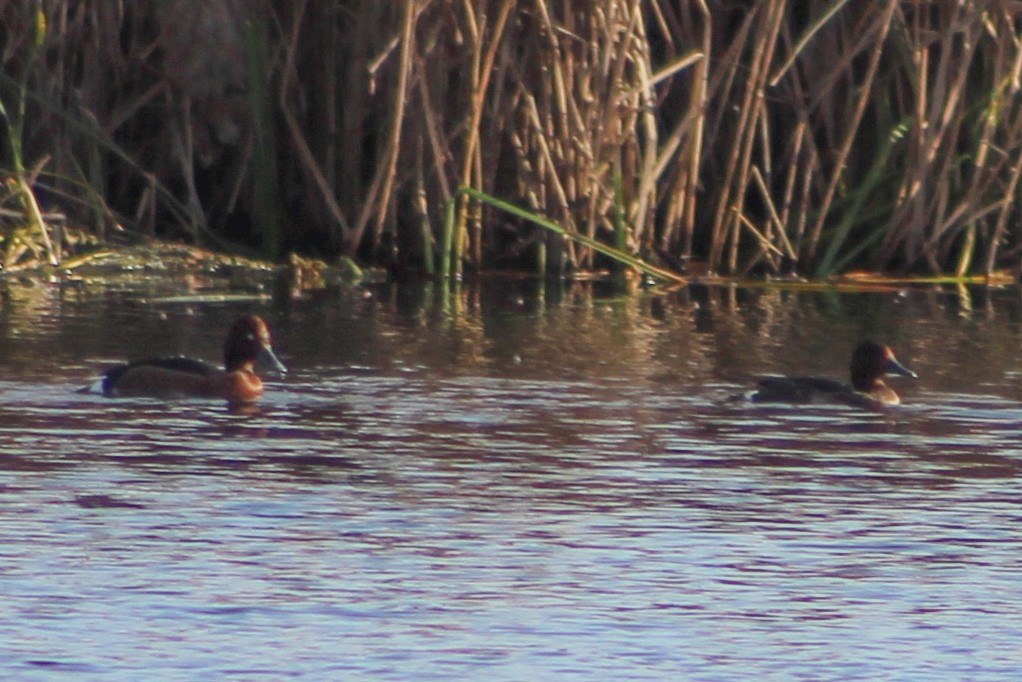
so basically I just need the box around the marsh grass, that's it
[3,1,1022,279]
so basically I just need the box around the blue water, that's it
[1,278,1022,679]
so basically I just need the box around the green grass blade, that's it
[450,187,685,284]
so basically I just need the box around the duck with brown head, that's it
[748,340,917,409]
[91,315,287,404]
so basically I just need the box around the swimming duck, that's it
[91,314,287,403]
[749,340,916,408]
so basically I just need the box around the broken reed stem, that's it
[750,165,795,262]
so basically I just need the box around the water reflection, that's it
[1,277,1022,678]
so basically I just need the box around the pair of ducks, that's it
[94,316,916,409]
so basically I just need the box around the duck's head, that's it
[224,315,288,375]
[850,340,916,391]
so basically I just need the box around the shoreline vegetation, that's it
[2,2,1022,284]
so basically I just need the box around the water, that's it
[2,277,1022,679]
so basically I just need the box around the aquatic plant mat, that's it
[0,239,1011,306]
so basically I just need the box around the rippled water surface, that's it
[3,278,1022,680]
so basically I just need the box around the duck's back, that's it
[752,376,853,404]
[102,356,221,396]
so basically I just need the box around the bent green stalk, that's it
[444,187,685,284]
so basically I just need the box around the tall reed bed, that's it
[2,1,1022,277]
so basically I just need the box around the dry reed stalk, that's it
[414,53,452,200]
[804,0,898,265]
[985,147,1022,274]
[623,0,660,249]
[873,3,1022,274]
[708,0,787,273]
[467,0,658,275]
[726,0,787,273]
[883,2,978,269]
[522,93,573,231]
[647,43,705,261]
[276,0,351,251]
[769,0,853,88]
[452,0,514,274]
[703,7,757,271]
[350,0,418,254]
[734,208,785,267]
[777,120,805,252]
[751,165,795,263]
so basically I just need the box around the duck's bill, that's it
[885,357,917,379]
[259,345,288,375]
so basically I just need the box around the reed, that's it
[0,5,57,266]
[243,18,283,259]
[3,1,1022,279]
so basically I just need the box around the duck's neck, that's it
[853,377,884,392]
[856,378,900,405]
[226,360,255,373]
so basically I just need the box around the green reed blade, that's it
[449,187,685,284]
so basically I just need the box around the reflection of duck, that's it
[90,315,287,403]
[749,340,917,408]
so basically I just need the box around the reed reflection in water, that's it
[0,278,1021,679]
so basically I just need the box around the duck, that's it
[748,340,916,408]
[90,314,287,403]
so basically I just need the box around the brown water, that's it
[2,277,1022,680]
